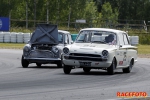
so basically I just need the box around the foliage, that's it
[83,1,97,23]
[0,0,116,28]
[101,2,118,28]
[94,0,150,23]
[0,0,150,34]
[128,32,150,45]
[1,0,150,23]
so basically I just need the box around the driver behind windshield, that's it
[105,34,114,42]
[105,34,116,45]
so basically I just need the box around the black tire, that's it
[83,68,91,73]
[21,55,29,68]
[107,58,116,75]
[123,60,133,73]
[63,65,71,74]
[57,61,63,68]
[36,63,42,67]
[57,55,63,68]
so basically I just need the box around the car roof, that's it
[58,30,70,34]
[80,28,125,33]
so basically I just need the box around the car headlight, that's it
[24,46,30,52]
[52,47,59,53]
[102,50,108,57]
[63,47,69,54]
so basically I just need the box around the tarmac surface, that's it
[0,49,149,100]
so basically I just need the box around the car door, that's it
[116,33,128,67]
[122,33,130,66]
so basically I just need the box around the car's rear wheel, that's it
[83,68,91,73]
[123,60,133,73]
[21,55,29,68]
[107,58,116,75]
[63,65,71,74]
[36,63,42,67]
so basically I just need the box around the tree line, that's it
[0,0,150,28]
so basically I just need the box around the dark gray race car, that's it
[21,24,73,68]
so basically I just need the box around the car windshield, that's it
[75,30,117,45]
[58,33,63,43]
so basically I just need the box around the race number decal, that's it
[119,61,123,65]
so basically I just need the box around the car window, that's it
[67,34,69,44]
[76,32,90,43]
[91,32,117,45]
[68,34,73,44]
[118,33,124,45]
[118,33,129,45]
[58,33,63,43]
[123,33,129,45]
[103,33,117,45]
[64,34,69,44]
[76,30,117,45]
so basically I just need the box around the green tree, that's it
[83,0,97,26]
[101,2,118,27]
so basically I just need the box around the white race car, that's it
[62,28,138,75]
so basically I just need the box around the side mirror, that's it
[129,36,139,46]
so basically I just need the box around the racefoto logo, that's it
[0,19,2,29]
[117,92,148,98]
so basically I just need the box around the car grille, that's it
[29,50,54,58]
[31,44,53,50]
[68,53,102,61]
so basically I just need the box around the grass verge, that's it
[0,43,25,49]
[137,44,150,58]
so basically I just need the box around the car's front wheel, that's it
[63,65,72,74]
[21,55,29,68]
[36,63,42,67]
[107,58,116,75]
[123,60,133,73]
[83,68,91,73]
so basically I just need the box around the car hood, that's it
[30,24,59,44]
[69,43,117,54]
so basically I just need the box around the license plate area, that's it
[79,62,91,67]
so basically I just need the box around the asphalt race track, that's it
[0,49,149,100]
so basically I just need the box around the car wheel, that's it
[123,60,133,73]
[36,63,42,67]
[107,58,116,75]
[21,55,29,68]
[57,61,63,68]
[63,65,71,74]
[83,68,91,73]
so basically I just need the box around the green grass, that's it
[137,44,150,54]
[10,27,33,33]
[0,43,149,54]
[0,43,25,49]
[10,27,79,33]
